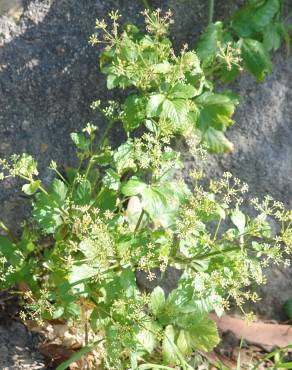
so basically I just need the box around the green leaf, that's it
[144,119,160,135]
[150,287,165,316]
[169,83,197,99]
[32,179,68,234]
[196,22,223,60]
[79,239,97,259]
[136,321,157,354]
[263,23,282,52]
[56,340,101,370]
[152,62,171,74]
[73,179,92,205]
[283,299,292,320]
[22,180,41,195]
[95,187,117,212]
[176,330,192,356]
[69,264,98,286]
[162,325,178,365]
[240,38,272,81]
[103,169,121,191]
[0,236,22,266]
[232,0,280,38]
[123,95,146,132]
[231,208,246,234]
[119,268,138,298]
[203,127,234,154]
[146,94,165,117]
[92,148,112,167]
[113,141,137,175]
[175,313,220,352]
[52,306,65,319]
[196,92,238,131]
[162,99,189,124]
[121,178,147,197]
[141,187,172,228]
[14,154,39,178]
[274,362,292,369]
[70,133,90,152]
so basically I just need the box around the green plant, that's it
[197,0,291,83]
[0,4,291,370]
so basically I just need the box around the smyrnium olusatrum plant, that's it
[0,7,291,370]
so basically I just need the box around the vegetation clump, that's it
[0,2,291,369]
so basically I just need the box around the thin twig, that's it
[208,0,215,24]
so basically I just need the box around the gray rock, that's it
[0,321,45,369]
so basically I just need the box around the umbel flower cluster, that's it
[0,4,291,369]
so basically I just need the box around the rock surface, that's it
[0,0,291,366]
[0,320,45,369]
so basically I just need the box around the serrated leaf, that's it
[203,127,234,154]
[196,92,238,131]
[22,180,41,195]
[175,313,220,352]
[231,208,246,234]
[162,99,189,124]
[150,286,165,316]
[241,38,272,81]
[196,22,223,60]
[146,94,165,117]
[121,178,147,197]
[169,83,197,99]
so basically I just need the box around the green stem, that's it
[19,175,49,195]
[54,168,69,186]
[141,0,151,10]
[134,210,145,233]
[0,221,17,242]
[83,120,115,180]
[208,0,215,24]
[97,120,115,151]
[213,217,222,240]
